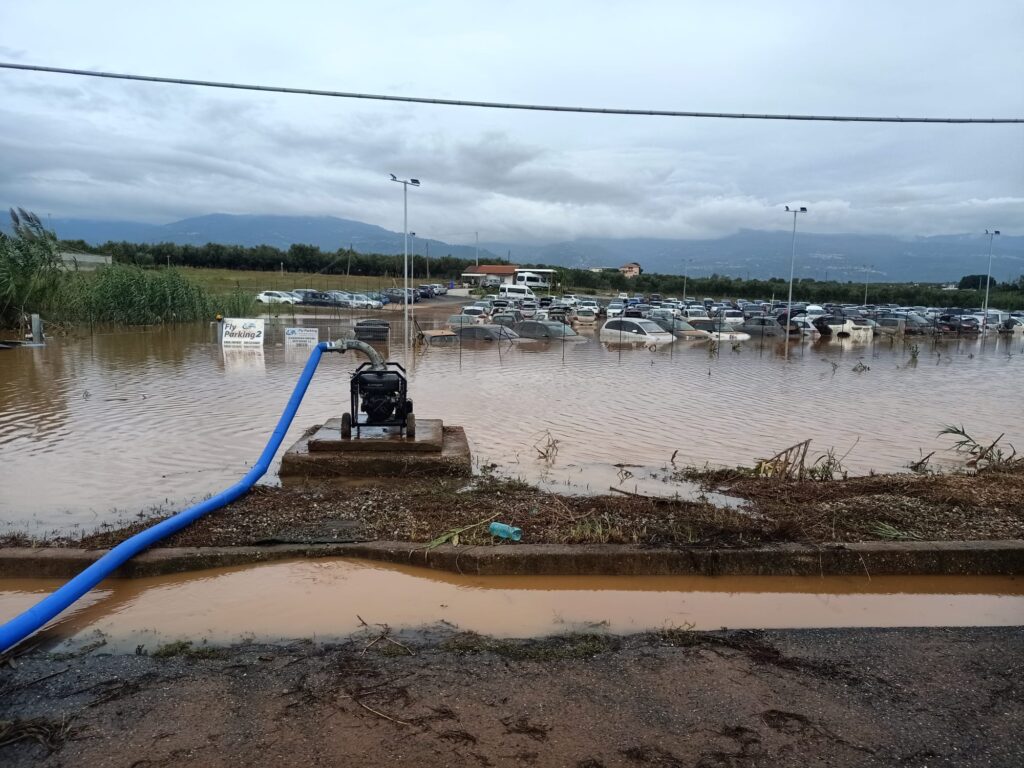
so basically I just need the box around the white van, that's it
[498,284,536,300]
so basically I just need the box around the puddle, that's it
[2,559,1021,652]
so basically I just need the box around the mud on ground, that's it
[1,626,1021,767]
[5,465,1022,551]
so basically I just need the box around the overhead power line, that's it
[1,62,1022,124]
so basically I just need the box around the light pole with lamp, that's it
[863,264,873,305]
[682,258,692,303]
[389,174,420,365]
[783,205,807,360]
[982,229,1000,331]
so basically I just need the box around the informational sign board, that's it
[284,326,319,348]
[221,318,265,348]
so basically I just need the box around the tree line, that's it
[63,238,491,280]
[61,236,1024,310]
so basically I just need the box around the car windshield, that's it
[637,320,664,334]
[544,322,577,336]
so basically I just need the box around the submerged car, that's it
[649,317,711,340]
[446,314,481,330]
[513,320,582,340]
[599,319,674,346]
[452,325,521,342]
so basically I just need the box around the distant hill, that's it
[486,230,1024,283]
[8,213,1021,283]
[38,214,494,263]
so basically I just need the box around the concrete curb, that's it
[1,540,1023,579]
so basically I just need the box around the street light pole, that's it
[982,229,1000,331]
[682,258,691,302]
[863,264,872,305]
[389,174,420,366]
[783,205,807,361]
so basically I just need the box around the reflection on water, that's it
[1,319,1022,528]
[1,559,1021,650]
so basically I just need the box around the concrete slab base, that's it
[281,424,472,478]
[309,418,443,453]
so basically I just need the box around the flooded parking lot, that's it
[1,316,1021,530]
[2,558,1022,651]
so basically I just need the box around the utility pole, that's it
[426,241,430,280]
[863,265,872,305]
[475,231,479,267]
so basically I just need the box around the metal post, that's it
[390,174,421,365]
[982,230,1000,331]
[863,265,870,305]
[782,206,808,361]
[475,231,479,267]
[403,183,409,365]
[31,314,43,344]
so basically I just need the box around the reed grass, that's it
[1,208,220,328]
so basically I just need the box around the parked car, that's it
[452,325,521,342]
[348,293,383,309]
[937,314,980,333]
[606,301,625,318]
[384,288,416,304]
[446,314,483,330]
[491,310,526,328]
[513,320,581,340]
[294,290,337,307]
[650,317,712,340]
[599,319,675,346]
[461,306,490,320]
[256,290,298,305]
[429,283,448,295]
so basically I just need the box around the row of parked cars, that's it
[255,283,450,309]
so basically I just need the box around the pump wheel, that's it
[341,412,352,439]
[406,412,416,438]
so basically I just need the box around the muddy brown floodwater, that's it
[1,316,1022,529]
[0,558,1021,652]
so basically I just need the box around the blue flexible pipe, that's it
[0,341,330,653]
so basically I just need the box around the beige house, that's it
[619,262,642,279]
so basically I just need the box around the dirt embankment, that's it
[5,466,1022,551]
[1,627,1022,767]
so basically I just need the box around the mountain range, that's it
[14,213,1023,283]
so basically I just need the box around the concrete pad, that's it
[281,425,472,479]
[309,417,443,453]
[2,539,1023,580]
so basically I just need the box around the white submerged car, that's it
[599,318,675,346]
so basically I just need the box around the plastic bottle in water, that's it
[489,522,522,541]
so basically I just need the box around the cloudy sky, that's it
[1,1,1022,245]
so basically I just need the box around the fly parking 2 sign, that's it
[221,318,265,348]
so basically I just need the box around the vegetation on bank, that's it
[0,210,253,329]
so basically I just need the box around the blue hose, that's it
[0,341,330,653]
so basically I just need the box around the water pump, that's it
[325,340,414,438]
